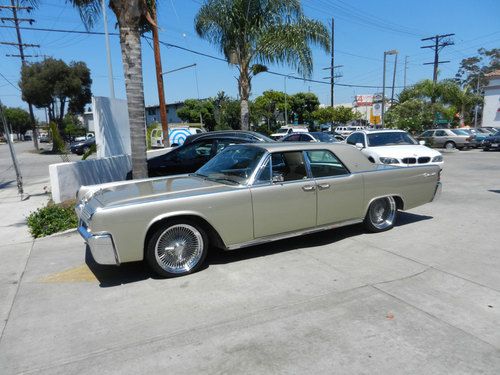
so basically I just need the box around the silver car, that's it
[418,128,471,150]
[76,143,441,278]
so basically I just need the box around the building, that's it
[482,70,500,128]
[145,101,185,126]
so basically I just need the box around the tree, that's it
[3,107,31,139]
[455,48,500,90]
[20,58,92,130]
[253,90,287,129]
[383,99,436,133]
[289,92,319,125]
[311,106,360,125]
[65,0,156,179]
[177,99,217,131]
[195,0,330,130]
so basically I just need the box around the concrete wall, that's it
[482,77,500,128]
[49,155,131,203]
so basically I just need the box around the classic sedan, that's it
[75,143,442,278]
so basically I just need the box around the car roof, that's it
[184,130,272,144]
[352,129,407,134]
[239,142,375,173]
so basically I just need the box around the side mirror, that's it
[355,142,364,149]
[419,140,426,145]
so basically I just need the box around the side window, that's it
[272,152,308,182]
[346,133,362,145]
[285,134,301,142]
[435,130,447,137]
[299,134,313,142]
[176,140,213,159]
[421,130,433,137]
[305,150,349,177]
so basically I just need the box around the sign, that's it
[372,103,382,117]
[354,95,373,106]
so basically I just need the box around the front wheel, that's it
[146,219,209,278]
[364,196,397,233]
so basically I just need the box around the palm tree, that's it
[67,0,155,178]
[195,0,330,130]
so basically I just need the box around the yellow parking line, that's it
[39,264,97,283]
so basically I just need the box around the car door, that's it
[250,151,317,238]
[305,150,364,225]
[433,130,448,147]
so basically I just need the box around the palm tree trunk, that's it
[119,26,148,179]
[239,69,251,131]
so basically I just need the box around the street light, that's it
[381,49,398,128]
[284,73,295,125]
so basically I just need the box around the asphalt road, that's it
[0,144,499,374]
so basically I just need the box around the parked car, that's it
[417,128,471,150]
[270,126,308,140]
[140,131,273,178]
[462,129,489,148]
[70,137,95,155]
[345,130,443,167]
[335,125,365,136]
[39,134,50,143]
[75,142,441,278]
[150,126,206,148]
[73,133,95,142]
[482,129,500,151]
[280,132,339,143]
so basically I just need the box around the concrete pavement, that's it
[0,144,499,374]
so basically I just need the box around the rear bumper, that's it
[78,224,120,265]
[432,182,442,202]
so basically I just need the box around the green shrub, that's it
[82,143,97,160]
[27,200,78,238]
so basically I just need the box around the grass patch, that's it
[27,200,78,238]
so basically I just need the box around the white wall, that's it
[482,77,500,128]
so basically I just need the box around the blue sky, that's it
[1,0,499,120]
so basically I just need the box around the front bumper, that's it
[78,223,120,265]
[432,182,442,202]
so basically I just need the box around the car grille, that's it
[418,157,431,164]
[402,157,416,164]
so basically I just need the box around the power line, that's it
[0,70,20,91]
[0,24,409,89]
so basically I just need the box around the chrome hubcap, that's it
[369,197,396,230]
[155,224,203,274]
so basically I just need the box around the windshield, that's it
[195,145,266,185]
[367,132,418,147]
[451,129,469,136]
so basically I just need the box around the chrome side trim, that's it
[226,219,363,250]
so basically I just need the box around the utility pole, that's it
[390,54,398,105]
[322,18,343,107]
[474,75,480,128]
[101,0,115,98]
[0,99,23,197]
[403,56,408,89]
[0,0,40,150]
[381,50,397,128]
[151,0,169,147]
[421,33,454,84]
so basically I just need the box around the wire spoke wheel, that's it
[366,196,397,231]
[154,224,204,274]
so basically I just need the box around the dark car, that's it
[70,137,95,155]
[144,131,274,178]
[280,132,339,143]
[482,130,500,151]
[183,130,273,145]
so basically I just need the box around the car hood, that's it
[365,144,440,157]
[80,175,235,209]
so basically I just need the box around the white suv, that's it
[345,129,443,168]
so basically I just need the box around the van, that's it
[150,125,206,148]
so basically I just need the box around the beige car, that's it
[418,128,471,150]
[76,143,441,278]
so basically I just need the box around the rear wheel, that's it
[444,141,456,150]
[364,196,397,233]
[146,219,209,277]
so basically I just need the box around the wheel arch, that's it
[364,194,405,215]
[143,212,227,258]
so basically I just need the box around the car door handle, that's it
[318,183,330,190]
[302,185,316,192]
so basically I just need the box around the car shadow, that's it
[86,211,432,287]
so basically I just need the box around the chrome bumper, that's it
[432,182,442,202]
[78,223,120,265]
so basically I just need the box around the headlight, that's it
[432,155,443,162]
[379,157,399,164]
